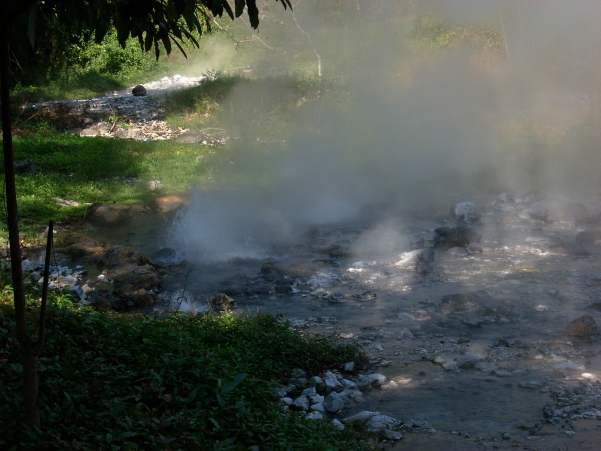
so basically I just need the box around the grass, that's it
[165,73,338,137]
[0,296,365,450]
[0,133,218,236]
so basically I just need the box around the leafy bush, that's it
[0,299,364,450]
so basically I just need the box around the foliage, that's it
[0,298,364,450]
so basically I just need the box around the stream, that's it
[81,192,601,450]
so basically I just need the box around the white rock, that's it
[324,392,346,413]
[292,395,310,411]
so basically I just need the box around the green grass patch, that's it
[0,298,364,450]
[165,73,338,135]
[0,133,217,227]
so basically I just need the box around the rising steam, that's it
[171,0,601,262]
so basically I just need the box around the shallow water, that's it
[81,196,601,447]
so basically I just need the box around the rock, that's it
[565,315,598,337]
[132,85,147,96]
[433,225,481,249]
[395,248,435,274]
[210,293,236,311]
[381,429,403,440]
[80,121,111,137]
[575,230,601,245]
[324,392,346,413]
[324,377,344,394]
[100,245,136,268]
[438,293,480,315]
[114,128,147,140]
[147,180,162,191]
[452,201,480,224]
[528,201,589,223]
[292,395,310,411]
[343,411,402,433]
[14,159,35,173]
[52,197,80,208]
[357,373,387,390]
[85,203,133,226]
[153,195,188,214]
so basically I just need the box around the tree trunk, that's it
[0,22,40,429]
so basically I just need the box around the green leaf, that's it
[184,387,198,404]
[235,0,245,17]
[221,373,245,394]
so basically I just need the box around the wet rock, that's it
[324,392,346,413]
[395,248,435,274]
[452,201,480,225]
[14,159,35,173]
[132,85,147,96]
[575,230,601,245]
[528,201,589,223]
[153,195,188,214]
[100,245,136,268]
[565,315,598,337]
[85,203,133,226]
[438,293,480,315]
[433,225,481,249]
[210,293,236,311]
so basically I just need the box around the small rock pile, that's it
[276,366,436,442]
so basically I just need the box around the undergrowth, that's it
[0,297,365,450]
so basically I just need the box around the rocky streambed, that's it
[8,190,600,449]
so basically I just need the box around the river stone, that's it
[433,225,481,249]
[343,411,401,432]
[132,85,147,96]
[292,395,310,411]
[565,315,599,337]
[85,203,133,226]
[438,293,481,315]
[453,201,480,224]
[324,392,345,413]
[324,377,344,394]
[528,201,589,223]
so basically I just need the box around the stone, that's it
[324,392,346,413]
[453,201,480,224]
[292,395,310,411]
[324,377,343,394]
[85,203,133,226]
[528,201,589,223]
[153,195,188,214]
[433,225,481,249]
[395,248,435,274]
[565,315,598,337]
[210,293,236,311]
[132,85,147,96]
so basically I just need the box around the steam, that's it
[171,1,601,262]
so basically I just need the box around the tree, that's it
[0,0,291,430]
